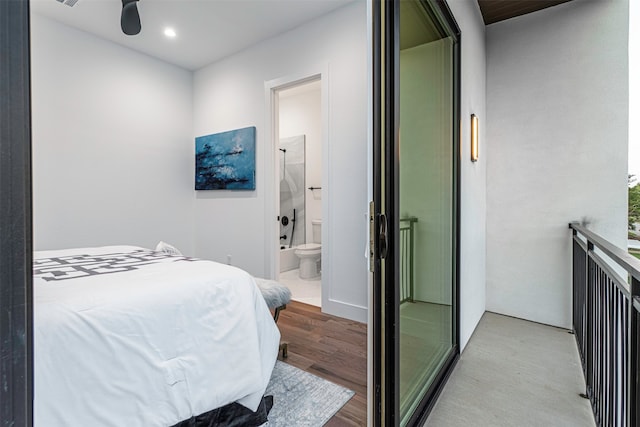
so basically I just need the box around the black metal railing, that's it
[570,223,640,427]
[400,217,418,304]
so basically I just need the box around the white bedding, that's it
[33,246,280,427]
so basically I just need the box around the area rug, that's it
[262,361,355,426]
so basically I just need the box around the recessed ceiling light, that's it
[164,28,177,39]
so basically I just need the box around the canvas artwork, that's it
[195,126,256,190]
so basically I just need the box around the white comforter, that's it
[33,246,280,427]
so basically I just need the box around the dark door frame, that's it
[372,1,400,425]
[371,1,384,425]
[372,0,461,425]
[0,0,34,425]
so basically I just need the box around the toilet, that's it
[295,219,322,279]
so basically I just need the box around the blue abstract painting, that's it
[195,127,256,190]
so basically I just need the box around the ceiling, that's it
[31,0,575,70]
[477,0,573,25]
[30,0,355,71]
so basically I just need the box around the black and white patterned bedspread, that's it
[34,250,196,282]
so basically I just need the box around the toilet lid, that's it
[297,243,321,251]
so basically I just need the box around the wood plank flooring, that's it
[275,301,367,426]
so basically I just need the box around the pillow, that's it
[155,241,183,256]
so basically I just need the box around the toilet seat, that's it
[295,243,321,254]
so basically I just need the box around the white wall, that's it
[31,15,195,253]
[486,0,629,328]
[279,83,323,243]
[193,1,369,322]
[447,1,488,351]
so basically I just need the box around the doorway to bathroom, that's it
[273,78,323,307]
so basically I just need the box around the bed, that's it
[33,245,280,427]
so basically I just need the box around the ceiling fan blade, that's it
[121,0,141,35]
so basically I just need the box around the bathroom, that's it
[277,79,322,307]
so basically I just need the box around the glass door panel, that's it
[373,0,459,424]
[398,1,455,424]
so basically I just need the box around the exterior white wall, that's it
[631,0,640,179]
[31,15,195,254]
[279,85,323,244]
[448,0,488,351]
[486,0,629,328]
[193,2,369,322]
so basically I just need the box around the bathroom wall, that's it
[279,80,322,246]
[193,1,368,322]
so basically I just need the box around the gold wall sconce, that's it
[470,114,479,162]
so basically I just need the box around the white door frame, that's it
[263,66,329,282]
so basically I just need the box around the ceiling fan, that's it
[121,0,141,36]
[56,0,143,36]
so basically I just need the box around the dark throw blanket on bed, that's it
[33,249,197,282]
[172,395,273,427]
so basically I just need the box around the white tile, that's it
[278,269,321,307]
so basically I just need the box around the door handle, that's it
[378,213,388,259]
[369,202,375,272]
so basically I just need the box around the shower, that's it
[279,136,305,250]
[279,148,298,248]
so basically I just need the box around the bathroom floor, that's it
[278,269,321,307]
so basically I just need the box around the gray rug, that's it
[262,361,355,426]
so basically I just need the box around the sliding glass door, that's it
[398,1,457,423]
[373,0,460,424]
